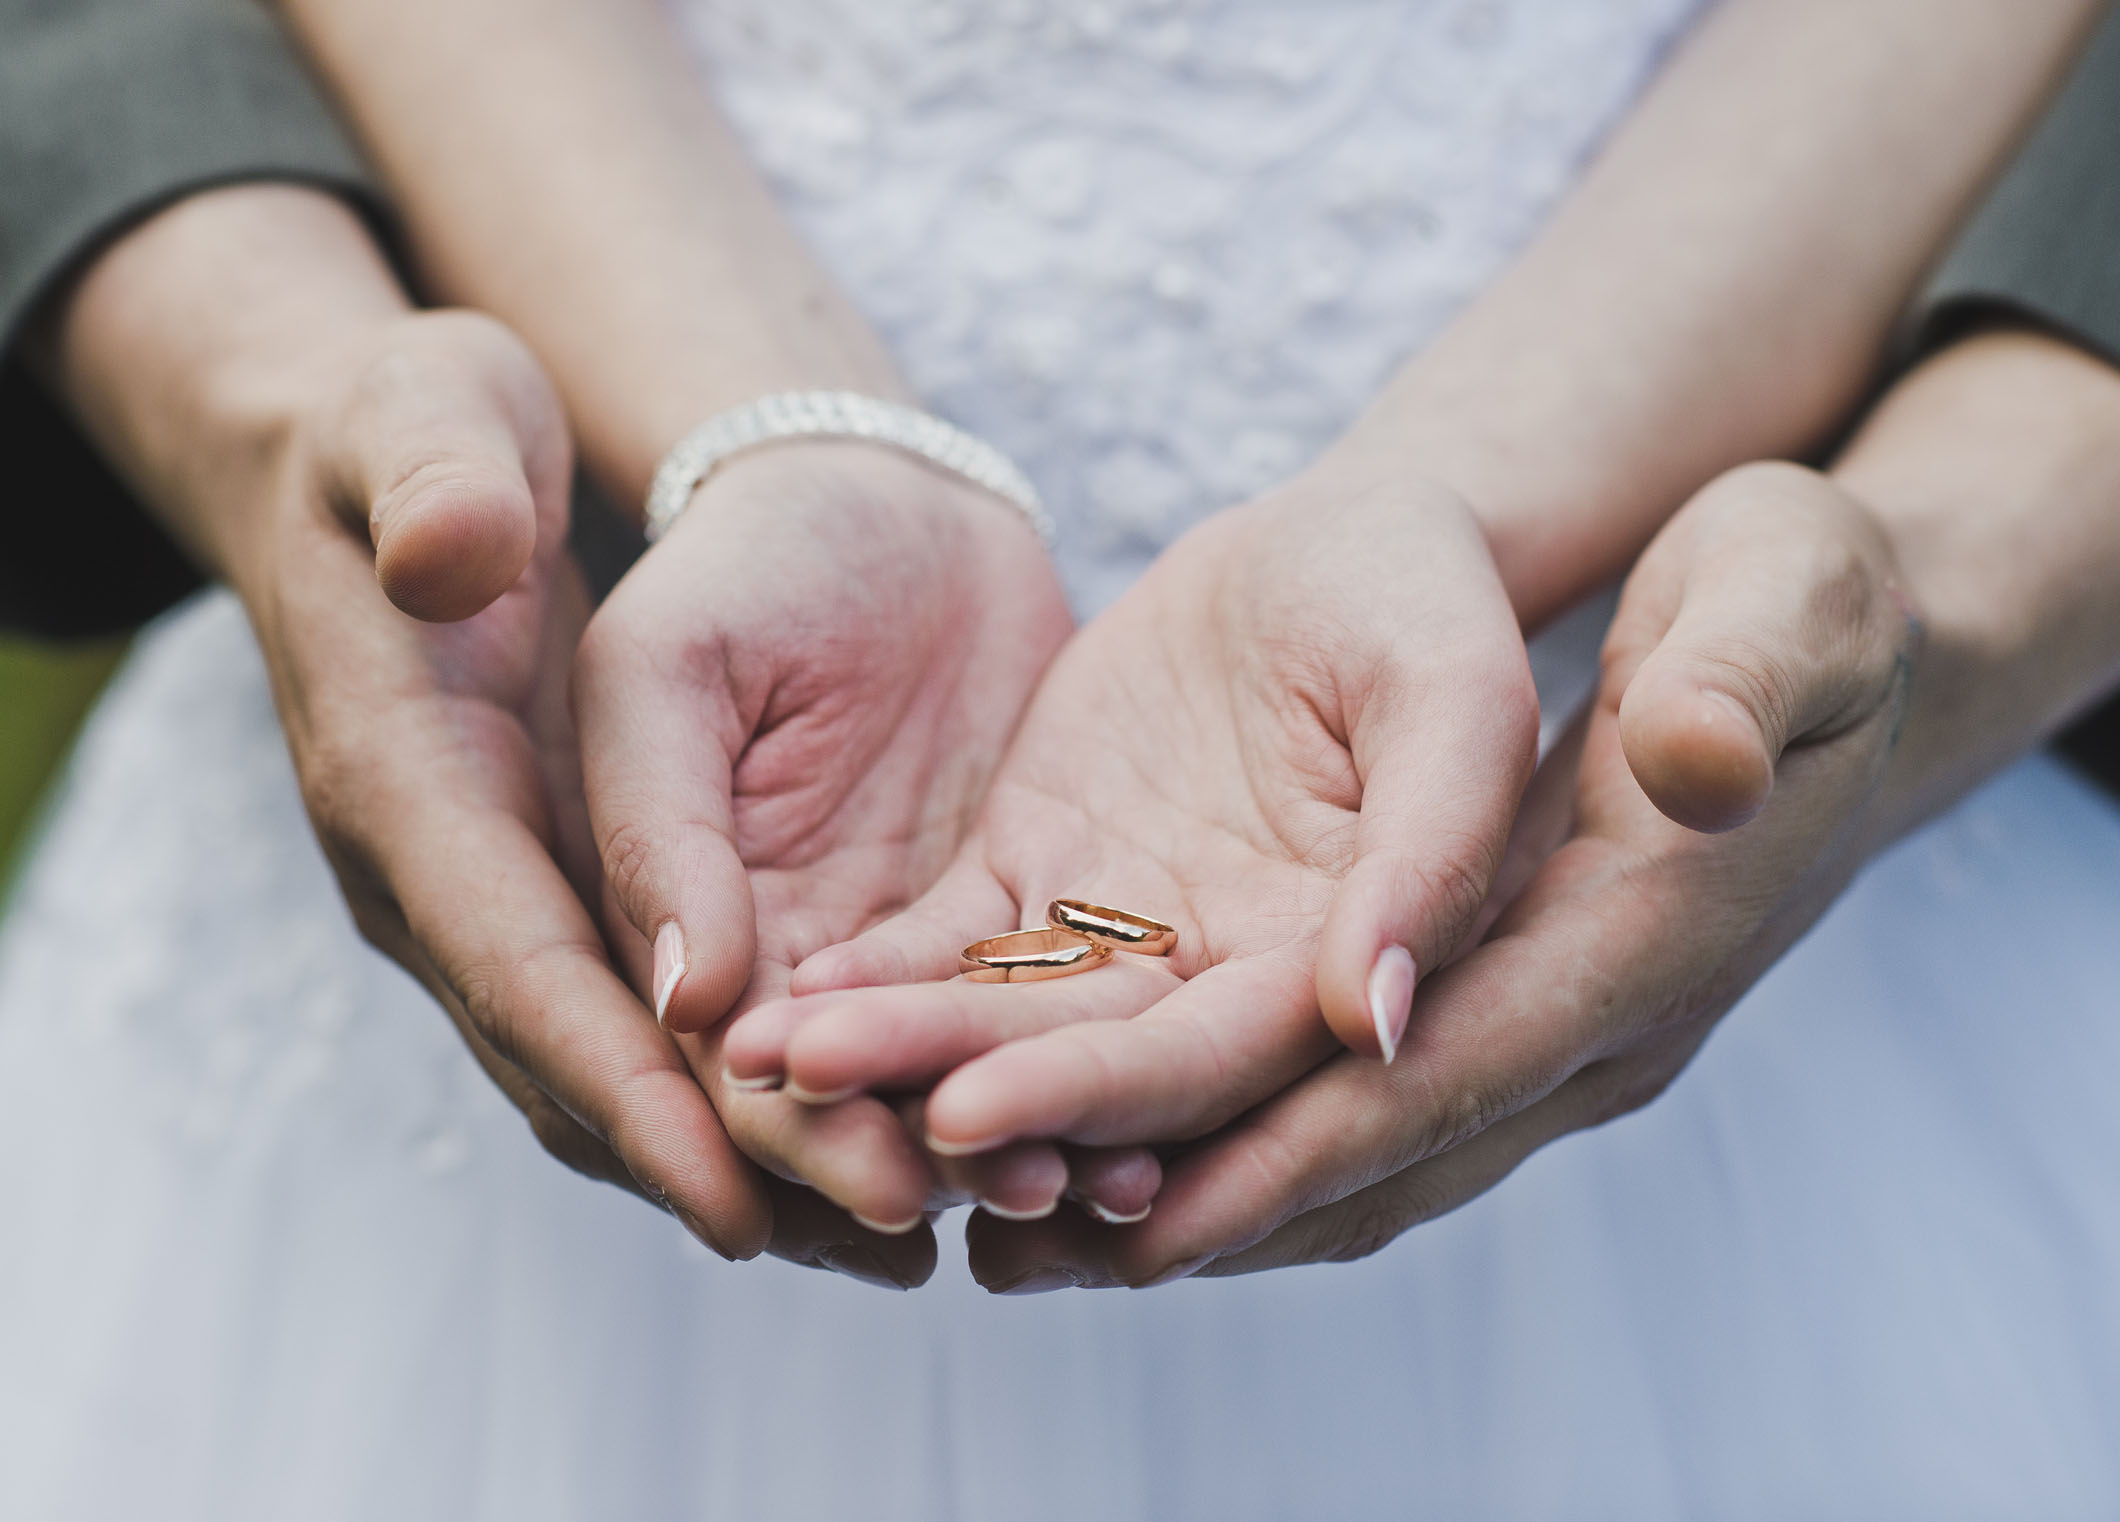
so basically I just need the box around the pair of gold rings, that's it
[958,900,1178,983]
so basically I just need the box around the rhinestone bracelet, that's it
[642,390,1054,545]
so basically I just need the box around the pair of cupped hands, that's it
[278,308,1915,1293]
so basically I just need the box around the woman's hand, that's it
[959,461,1920,1288]
[572,445,1119,1233]
[718,469,1541,1181]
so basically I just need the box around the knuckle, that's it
[449,945,541,1075]
[597,816,662,926]
[1401,835,1501,957]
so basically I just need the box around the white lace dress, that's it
[7,3,2120,1518]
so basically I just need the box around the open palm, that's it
[722,472,1540,1181]
[571,444,1124,1238]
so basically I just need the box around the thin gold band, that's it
[1045,899,1178,957]
[958,927,1111,983]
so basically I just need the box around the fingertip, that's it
[1620,678,1774,833]
[1068,1145,1163,1223]
[622,849,756,1035]
[372,470,538,623]
[719,999,798,1083]
[789,938,904,997]
[968,1143,1071,1221]
[1315,860,1422,1061]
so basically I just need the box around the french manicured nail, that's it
[851,1211,924,1237]
[992,1265,1084,1296]
[815,1244,914,1291]
[1078,1196,1152,1226]
[652,922,686,1027]
[725,1069,783,1093]
[1367,944,1417,1064]
[925,1131,1002,1158]
[976,1195,1060,1223]
[784,1080,859,1106]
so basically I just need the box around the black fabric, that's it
[0,362,203,639]
[0,0,379,639]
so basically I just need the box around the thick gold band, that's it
[1045,899,1178,957]
[958,927,1112,983]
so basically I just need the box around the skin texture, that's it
[261,0,2098,1261]
[38,185,954,1282]
[721,471,1541,1156]
[957,330,2120,1289]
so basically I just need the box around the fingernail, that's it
[784,1080,859,1106]
[976,1195,1061,1223]
[653,922,686,1027]
[815,1244,914,1291]
[725,1069,783,1093]
[925,1131,1002,1158]
[851,1211,924,1237]
[1366,944,1417,1064]
[1078,1196,1152,1226]
[1136,1254,1211,1289]
[671,1205,736,1262]
[991,1265,1084,1296]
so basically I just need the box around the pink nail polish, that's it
[652,922,686,1027]
[783,1081,859,1106]
[1079,1197,1152,1226]
[1366,945,1417,1064]
[975,1189,1064,1222]
[851,1211,925,1237]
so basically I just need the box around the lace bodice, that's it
[673,0,1702,610]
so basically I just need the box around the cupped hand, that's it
[962,461,1921,1289]
[240,309,781,1259]
[720,470,1541,1183]
[568,445,1151,1234]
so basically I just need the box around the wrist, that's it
[1836,329,2120,843]
[1313,351,1696,630]
[44,185,407,589]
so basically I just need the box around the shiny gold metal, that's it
[1045,899,1179,957]
[958,927,1112,983]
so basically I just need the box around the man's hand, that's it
[42,188,792,1262]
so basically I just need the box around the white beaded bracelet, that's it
[642,390,1054,545]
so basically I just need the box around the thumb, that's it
[573,535,759,1034]
[321,310,570,623]
[1314,645,1541,1064]
[1615,462,1912,834]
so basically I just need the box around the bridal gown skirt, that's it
[2,592,2117,1522]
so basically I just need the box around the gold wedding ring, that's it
[1046,899,1179,957]
[958,928,1112,983]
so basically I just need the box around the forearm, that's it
[39,183,405,595]
[1325,0,2101,626]
[274,0,905,513]
[1824,328,2120,842]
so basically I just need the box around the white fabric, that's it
[8,1,2120,1515]
[7,594,2120,1520]
[675,0,1701,613]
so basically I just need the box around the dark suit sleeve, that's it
[1912,5,2120,362]
[0,0,385,639]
